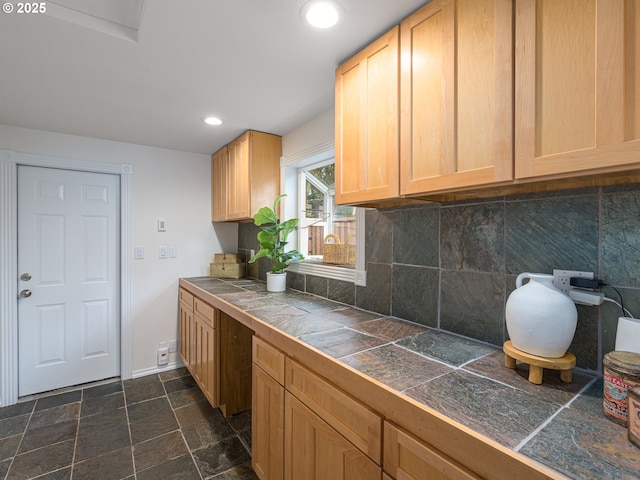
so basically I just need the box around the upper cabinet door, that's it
[211,146,228,222]
[515,0,640,179]
[335,26,400,205]
[400,0,513,195]
[227,133,251,221]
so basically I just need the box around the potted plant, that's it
[248,194,304,292]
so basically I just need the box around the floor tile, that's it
[83,381,122,399]
[136,454,201,480]
[123,375,165,405]
[127,397,178,445]
[6,439,74,480]
[0,370,257,480]
[192,436,251,478]
[227,411,252,450]
[133,431,188,472]
[34,391,82,412]
[0,434,21,461]
[29,403,80,429]
[167,386,205,409]
[163,375,197,394]
[72,446,134,480]
[74,407,130,462]
[0,401,35,421]
[159,367,190,382]
[0,414,30,440]
[81,391,124,417]
[211,461,259,479]
[175,401,235,451]
[341,344,453,392]
[18,419,78,454]
[0,459,10,480]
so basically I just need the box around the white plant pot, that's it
[266,272,287,292]
[505,272,578,358]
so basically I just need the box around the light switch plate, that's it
[157,218,166,232]
[134,246,144,260]
[159,246,168,259]
[168,246,177,258]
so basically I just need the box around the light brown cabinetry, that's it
[252,337,285,480]
[400,0,513,195]
[178,288,252,417]
[211,130,282,222]
[211,146,227,222]
[335,26,400,205]
[515,0,640,179]
[384,422,481,480]
[285,392,381,480]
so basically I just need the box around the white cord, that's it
[603,297,636,318]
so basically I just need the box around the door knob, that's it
[19,289,32,298]
[20,273,31,281]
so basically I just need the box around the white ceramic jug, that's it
[505,273,578,358]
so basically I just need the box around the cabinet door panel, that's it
[211,147,227,222]
[515,0,640,178]
[284,393,381,480]
[336,26,399,204]
[401,0,513,194]
[252,364,285,480]
[179,304,192,368]
[384,423,481,480]
[227,134,250,220]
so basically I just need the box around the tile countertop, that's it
[182,277,640,480]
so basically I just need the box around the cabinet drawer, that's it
[193,297,215,326]
[285,359,382,464]
[384,422,481,480]
[179,288,194,311]
[253,336,285,385]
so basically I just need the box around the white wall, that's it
[0,124,238,377]
[282,108,334,158]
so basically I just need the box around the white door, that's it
[17,166,120,396]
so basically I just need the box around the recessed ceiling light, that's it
[301,1,342,30]
[203,116,223,126]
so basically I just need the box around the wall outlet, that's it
[157,347,168,366]
[553,269,594,294]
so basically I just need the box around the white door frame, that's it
[0,150,132,407]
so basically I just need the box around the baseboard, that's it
[131,360,186,379]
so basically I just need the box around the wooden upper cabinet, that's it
[400,0,513,195]
[515,0,640,179]
[335,26,400,205]
[212,130,281,222]
[211,146,227,222]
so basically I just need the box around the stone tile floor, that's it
[0,368,258,480]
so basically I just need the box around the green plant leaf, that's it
[253,206,277,226]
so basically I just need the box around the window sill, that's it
[286,260,366,286]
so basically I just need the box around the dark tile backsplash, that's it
[237,184,640,374]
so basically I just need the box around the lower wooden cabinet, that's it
[252,337,285,480]
[285,392,381,480]
[179,288,252,417]
[193,313,218,407]
[384,422,481,480]
[252,363,285,480]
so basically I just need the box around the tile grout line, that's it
[513,376,599,453]
[162,374,206,480]
[3,399,37,480]
[121,378,139,480]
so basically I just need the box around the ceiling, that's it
[0,0,427,155]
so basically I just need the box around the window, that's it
[298,161,356,265]
[282,146,366,286]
